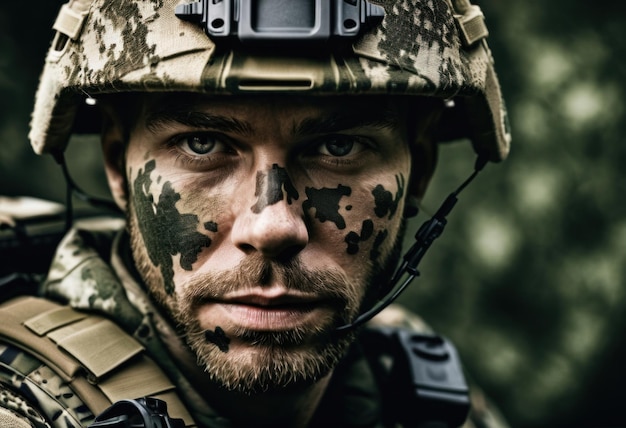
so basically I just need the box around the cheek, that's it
[341,198,402,265]
[128,159,221,296]
[304,172,407,264]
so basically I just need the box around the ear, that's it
[100,106,128,212]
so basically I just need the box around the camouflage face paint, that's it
[372,174,406,219]
[345,219,374,255]
[251,164,299,213]
[303,185,352,229]
[205,326,230,353]
[132,159,215,295]
[370,229,389,262]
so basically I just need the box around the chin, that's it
[187,321,355,395]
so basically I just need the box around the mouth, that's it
[196,290,336,332]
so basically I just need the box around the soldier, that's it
[0,0,511,427]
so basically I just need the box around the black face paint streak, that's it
[372,174,406,219]
[251,164,299,213]
[205,326,230,353]
[345,219,374,255]
[370,229,389,261]
[133,160,214,295]
[303,185,352,229]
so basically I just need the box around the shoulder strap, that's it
[360,325,471,428]
[0,296,196,427]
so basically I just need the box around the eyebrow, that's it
[145,108,253,136]
[293,109,403,136]
[143,102,403,137]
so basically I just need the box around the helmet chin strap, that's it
[336,154,489,333]
[52,151,122,231]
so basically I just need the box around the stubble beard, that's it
[173,259,361,394]
[127,210,366,394]
[126,199,404,395]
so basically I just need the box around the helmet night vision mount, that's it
[174,0,385,46]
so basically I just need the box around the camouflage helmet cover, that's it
[29,0,511,161]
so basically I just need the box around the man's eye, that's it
[177,135,222,155]
[318,136,359,157]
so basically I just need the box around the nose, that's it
[232,197,309,260]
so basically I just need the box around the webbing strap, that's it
[0,297,82,381]
[448,0,489,48]
[53,0,92,40]
[25,305,87,335]
[55,320,144,379]
[0,296,196,426]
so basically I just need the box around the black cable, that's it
[52,151,122,231]
[336,154,488,332]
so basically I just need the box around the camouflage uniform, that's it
[0,219,509,427]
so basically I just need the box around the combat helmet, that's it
[29,0,511,164]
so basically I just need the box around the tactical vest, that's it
[0,296,195,427]
[0,294,470,428]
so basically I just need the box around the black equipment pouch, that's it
[360,326,471,428]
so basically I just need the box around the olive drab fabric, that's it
[29,0,510,162]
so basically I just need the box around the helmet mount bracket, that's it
[174,0,385,47]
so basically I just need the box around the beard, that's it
[126,196,405,395]
[127,209,368,394]
[173,256,361,394]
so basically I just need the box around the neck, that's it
[174,344,331,427]
[203,374,332,427]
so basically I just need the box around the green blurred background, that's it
[1,1,625,426]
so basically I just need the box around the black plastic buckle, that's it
[363,327,471,427]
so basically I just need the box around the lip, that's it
[197,289,334,331]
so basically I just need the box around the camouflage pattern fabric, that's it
[0,220,509,427]
[29,0,510,162]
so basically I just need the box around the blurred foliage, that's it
[411,1,626,427]
[1,1,625,427]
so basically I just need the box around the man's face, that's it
[113,93,421,393]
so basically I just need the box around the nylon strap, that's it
[448,0,489,48]
[0,296,196,426]
[53,0,92,40]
